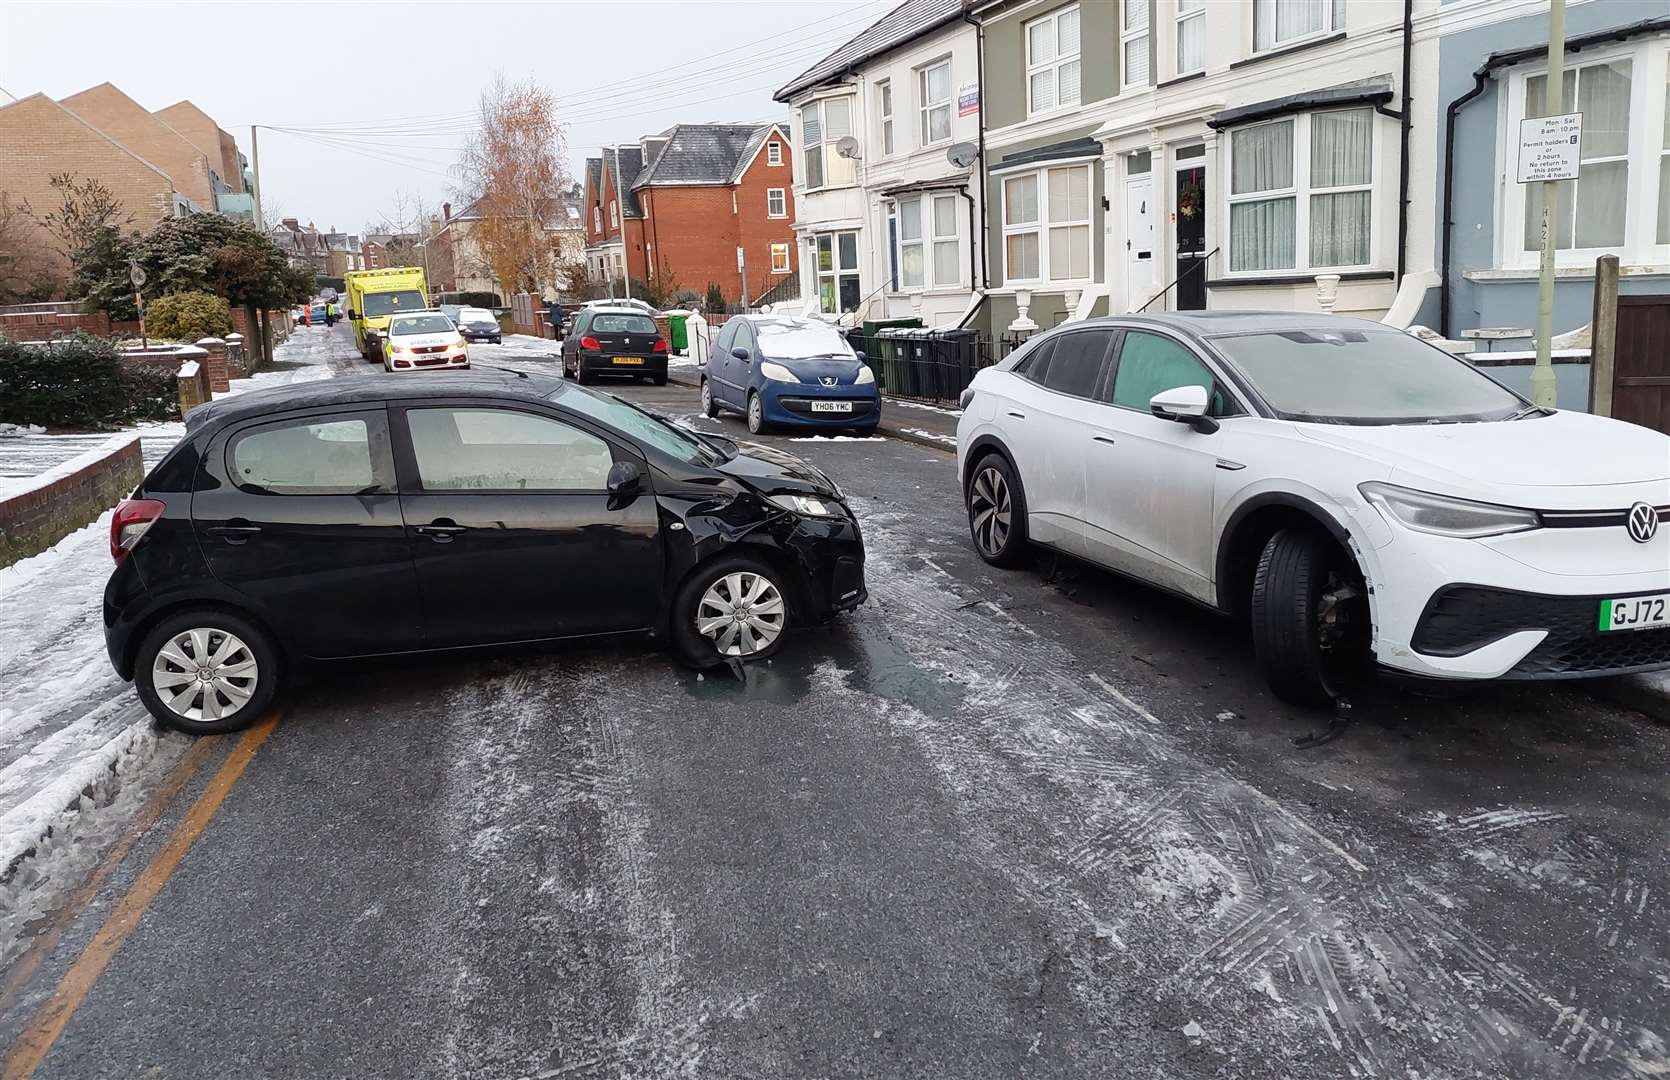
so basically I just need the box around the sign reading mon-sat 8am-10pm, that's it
[1517,112,1583,184]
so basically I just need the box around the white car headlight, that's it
[768,493,841,517]
[1358,482,1540,538]
[758,361,799,383]
[854,365,875,385]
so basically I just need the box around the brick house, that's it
[58,83,217,210]
[582,146,649,293]
[153,100,248,195]
[0,93,190,281]
[583,125,797,307]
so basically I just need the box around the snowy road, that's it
[0,370,1666,1078]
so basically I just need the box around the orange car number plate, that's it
[613,356,644,365]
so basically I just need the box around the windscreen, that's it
[592,314,656,334]
[362,290,426,317]
[550,384,712,466]
[754,318,854,361]
[1211,328,1525,424]
[389,314,454,335]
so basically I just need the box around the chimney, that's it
[442,202,452,221]
[281,217,299,229]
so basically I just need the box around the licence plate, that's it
[1599,592,1670,631]
[613,356,644,365]
[811,401,853,413]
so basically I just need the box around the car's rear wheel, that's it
[576,365,593,385]
[747,391,767,434]
[671,555,791,667]
[701,379,720,418]
[966,453,1028,566]
[134,610,279,735]
[653,374,668,387]
[1250,528,1371,708]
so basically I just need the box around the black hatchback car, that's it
[105,371,866,734]
[561,307,669,386]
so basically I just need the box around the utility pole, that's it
[1531,0,1566,407]
[613,146,633,301]
[250,125,263,231]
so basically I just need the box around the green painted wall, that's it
[982,0,1120,131]
[983,124,1106,296]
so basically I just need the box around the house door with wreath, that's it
[1174,164,1206,311]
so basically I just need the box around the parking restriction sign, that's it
[1517,112,1582,183]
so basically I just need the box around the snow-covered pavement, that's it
[0,326,343,965]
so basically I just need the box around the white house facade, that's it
[775,0,986,327]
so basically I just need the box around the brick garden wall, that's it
[0,435,143,567]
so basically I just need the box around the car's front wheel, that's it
[966,453,1028,566]
[1250,528,1371,707]
[747,391,767,434]
[134,610,279,735]
[701,378,720,417]
[671,555,792,667]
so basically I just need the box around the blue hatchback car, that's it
[700,315,880,435]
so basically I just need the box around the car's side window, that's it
[405,408,615,493]
[1014,339,1057,384]
[1107,331,1233,417]
[228,412,392,495]
[714,322,737,356]
[1040,330,1114,399]
[734,322,756,355]
[571,312,591,338]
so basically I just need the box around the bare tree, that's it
[0,191,65,303]
[453,75,572,297]
[36,172,132,263]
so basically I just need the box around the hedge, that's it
[0,332,178,429]
[146,291,232,342]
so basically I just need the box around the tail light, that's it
[111,498,166,562]
[653,339,669,354]
[579,335,600,351]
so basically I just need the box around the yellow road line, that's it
[2,711,281,1080]
[0,736,221,1018]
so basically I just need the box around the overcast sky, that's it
[0,0,893,233]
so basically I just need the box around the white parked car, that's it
[382,312,469,373]
[956,313,1670,706]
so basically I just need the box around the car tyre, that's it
[671,554,791,667]
[747,391,767,435]
[966,453,1029,567]
[701,379,720,418]
[1250,528,1370,708]
[653,374,668,387]
[133,610,279,736]
[576,365,593,385]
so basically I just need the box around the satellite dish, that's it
[946,141,979,170]
[835,135,861,160]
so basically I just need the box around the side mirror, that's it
[606,460,643,507]
[854,350,866,363]
[731,346,752,362]
[1149,384,1219,434]
[348,310,360,320]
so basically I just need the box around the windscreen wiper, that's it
[1507,403,1555,420]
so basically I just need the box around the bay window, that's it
[894,193,961,290]
[1121,0,1149,90]
[1002,163,1092,284]
[815,232,861,313]
[1255,0,1344,53]
[1228,108,1375,274]
[1025,5,1081,116]
[1501,43,1670,268]
[1177,0,1205,76]
[800,97,856,191]
[919,60,952,146]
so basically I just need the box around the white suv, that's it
[956,313,1670,706]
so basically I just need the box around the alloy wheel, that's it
[701,380,713,413]
[696,571,785,656]
[150,627,259,722]
[969,467,1012,557]
[748,395,763,433]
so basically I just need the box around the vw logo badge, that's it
[820,376,837,387]
[1627,501,1659,544]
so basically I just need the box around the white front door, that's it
[1124,176,1155,312]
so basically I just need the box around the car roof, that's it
[185,369,564,433]
[584,306,655,316]
[1079,311,1392,338]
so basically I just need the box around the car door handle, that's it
[206,521,261,544]
[1091,435,1117,445]
[1006,410,1026,420]
[415,521,467,542]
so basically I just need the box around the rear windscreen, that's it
[592,314,656,334]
